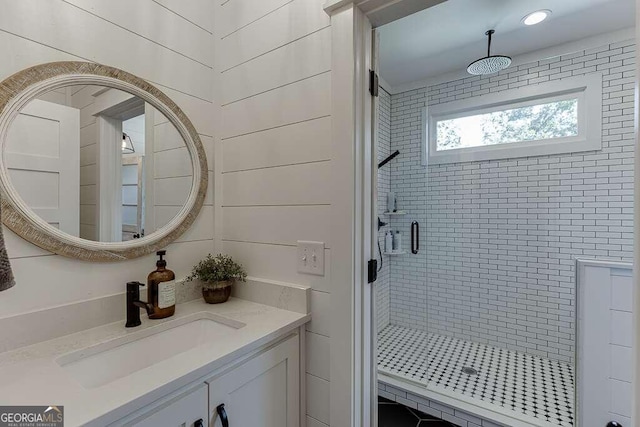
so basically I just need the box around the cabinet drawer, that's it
[206,334,300,427]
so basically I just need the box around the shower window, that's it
[436,98,578,150]
[425,74,602,164]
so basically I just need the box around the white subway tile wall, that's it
[377,87,391,332]
[385,40,635,363]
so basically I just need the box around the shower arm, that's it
[486,29,494,57]
[378,150,400,169]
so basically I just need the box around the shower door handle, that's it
[411,221,419,254]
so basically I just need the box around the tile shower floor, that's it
[378,325,574,427]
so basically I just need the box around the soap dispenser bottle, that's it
[385,230,393,253]
[147,250,176,319]
[393,230,402,252]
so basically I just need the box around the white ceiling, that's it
[378,0,635,87]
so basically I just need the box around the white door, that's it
[206,335,299,427]
[5,99,80,236]
[122,157,144,241]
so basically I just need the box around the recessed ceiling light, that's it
[522,9,551,26]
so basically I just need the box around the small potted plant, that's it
[186,254,247,304]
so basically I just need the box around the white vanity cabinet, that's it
[206,334,300,427]
[115,333,300,427]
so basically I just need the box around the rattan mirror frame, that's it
[0,62,208,261]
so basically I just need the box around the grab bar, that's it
[411,221,419,254]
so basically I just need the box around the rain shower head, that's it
[467,30,511,76]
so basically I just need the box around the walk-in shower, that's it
[374,76,579,427]
[375,7,636,422]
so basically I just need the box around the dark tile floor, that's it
[378,396,458,427]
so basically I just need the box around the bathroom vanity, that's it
[0,298,309,426]
[0,62,310,426]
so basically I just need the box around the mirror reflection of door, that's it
[93,89,146,243]
[5,97,80,236]
[121,115,145,241]
[5,84,192,244]
[121,157,144,241]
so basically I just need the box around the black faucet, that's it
[125,281,155,328]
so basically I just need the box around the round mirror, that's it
[0,62,208,261]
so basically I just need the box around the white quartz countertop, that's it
[0,297,310,426]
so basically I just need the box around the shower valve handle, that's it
[411,221,419,254]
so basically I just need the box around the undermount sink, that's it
[57,313,245,389]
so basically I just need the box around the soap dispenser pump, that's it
[147,250,176,319]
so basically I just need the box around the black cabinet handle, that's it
[216,404,229,427]
[607,422,623,427]
[411,221,419,254]
[194,419,204,427]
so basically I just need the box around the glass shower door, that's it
[375,85,431,394]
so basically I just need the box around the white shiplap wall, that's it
[0,0,215,318]
[214,1,332,426]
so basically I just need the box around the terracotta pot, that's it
[202,280,233,304]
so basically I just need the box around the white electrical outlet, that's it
[297,241,325,275]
